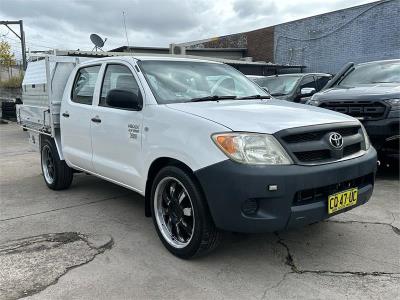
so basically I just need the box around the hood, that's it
[166,99,356,134]
[271,95,291,100]
[313,83,400,101]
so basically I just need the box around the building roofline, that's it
[110,46,247,52]
[187,48,247,52]
[110,46,169,52]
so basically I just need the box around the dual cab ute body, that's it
[18,53,377,258]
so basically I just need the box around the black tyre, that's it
[151,166,220,259]
[40,138,73,190]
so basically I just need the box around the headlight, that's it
[384,99,400,109]
[212,132,293,165]
[306,99,320,106]
[360,123,370,150]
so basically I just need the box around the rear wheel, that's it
[151,166,220,258]
[41,138,73,190]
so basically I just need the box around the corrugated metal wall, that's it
[184,0,399,73]
[274,0,400,73]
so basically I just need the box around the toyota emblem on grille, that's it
[329,132,343,149]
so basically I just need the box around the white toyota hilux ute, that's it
[18,54,377,258]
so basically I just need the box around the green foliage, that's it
[0,40,16,67]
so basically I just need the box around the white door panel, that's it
[61,64,101,171]
[91,63,144,190]
[60,103,93,170]
[91,107,143,188]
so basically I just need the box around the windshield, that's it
[252,76,300,96]
[339,61,400,86]
[138,60,267,104]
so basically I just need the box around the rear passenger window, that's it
[71,65,100,105]
[100,64,141,107]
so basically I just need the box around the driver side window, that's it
[100,64,141,108]
[299,76,317,90]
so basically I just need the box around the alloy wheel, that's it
[41,145,55,184]
[154,177,195,248]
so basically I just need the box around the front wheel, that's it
[151,166,220,258]
[41,138,73,190]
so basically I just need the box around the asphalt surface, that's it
[0,122,399,300]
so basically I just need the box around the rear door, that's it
[61,64,101,171]
[91,62,144,190]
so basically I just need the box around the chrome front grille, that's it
[275,123,365,165]
[282,126,359,144]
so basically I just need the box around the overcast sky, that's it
[1,0,376,59]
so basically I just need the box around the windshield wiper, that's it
[236,94,271,100]
[189,95,237,102]
[270,93,287,96]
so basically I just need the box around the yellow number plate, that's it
[328,188,358,214]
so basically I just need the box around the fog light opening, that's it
[242,199,259,215]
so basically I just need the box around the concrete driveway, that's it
[0,122,399,300]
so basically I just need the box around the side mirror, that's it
[15,98,23,105]
[106,89,142,110]
[300,87,316,97]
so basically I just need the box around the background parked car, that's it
[247,73,332,103]
[307,59,400,162]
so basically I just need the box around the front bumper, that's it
[362,115,399,158]
[195,148,377,233]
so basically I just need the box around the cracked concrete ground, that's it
[0,122,399,299]
[0,233,113,300]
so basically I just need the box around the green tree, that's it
[0,40,16,67]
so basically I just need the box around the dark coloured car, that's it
[307,59,400,161]
[247,73,332,103]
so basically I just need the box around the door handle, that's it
[62,112,70,118]
[91,117,101,123]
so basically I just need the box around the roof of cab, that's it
[265,73,332,78]
[46,50,306,67]
[247,73,332,79]
[77,54,226,66]
[356,58,400,66]
[135,55,223,64]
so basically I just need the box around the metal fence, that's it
[0,60,24,82]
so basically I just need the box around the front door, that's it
[297,75,317,103]
[91,63,144,190]
[61,64,101,171]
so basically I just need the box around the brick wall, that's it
[245,27,274,62]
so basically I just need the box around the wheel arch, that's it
[144,157,206,218]
[39,132,64,160]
